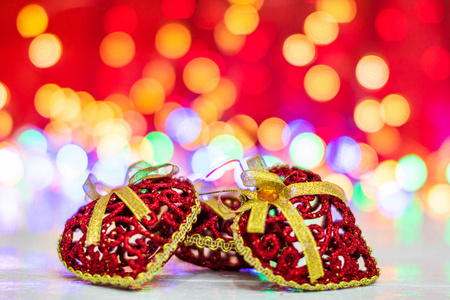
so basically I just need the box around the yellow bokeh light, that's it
[143,59,176,94]
[356,55,389,90]
[316,0,357,23]
[29,34,62,68]
[283,34,316,67]
[224,4,259,35]
[100,32,135,68]
[206,77,237,111]
[374,160,397,187]
[17,4,48,38]
[130,78,165,115]
[183,57,221,94]
[205,121,235,143]
[304,64,340,101]
[34,83,61,118]
[49,88,81,124]
[351,143,379,175]
[381,94,410,127]
[324,173,353,200]
[155,23,191,59]
[228,0,264,11]
[367,125,401,156]
[214,21,246,56]
[427,184,450,217]
[258,117,289,151]
[191,95,222,124]
[104,93,133,112]
[354,98,385,133]
[0,111,13,139]
[154,102,182,133]
[304,11,339,45]
[97,133,129,159]
[227,114,258,149]
[0,82,10,110]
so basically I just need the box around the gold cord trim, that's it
[183,234,235,252]
[57,188,201,287]
[231,213,380,291]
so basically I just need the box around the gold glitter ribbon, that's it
[200,155,346,283]
[84,162,179,246]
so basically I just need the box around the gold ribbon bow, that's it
[84,161,179,246]
[200,155,347,284]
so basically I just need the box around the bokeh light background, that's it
[0,0,449,245]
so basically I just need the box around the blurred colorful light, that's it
[352,181,377,212]
[367,125,401,156]
[283,34,316,67]
[183,57,221,94]
[56,144,88,178]
[325,136,361,174]
[378,181,412,218]
[427,184,450,216]
[209,134,244,161]
[16,4,48,38]
[304,11,339,45]
[141,132,174,164]
[143,59,176,94]
[354,98,385,133]
[0,111,13,139]
[224,4,259,35]
[381,94,410,127]
[155,23,192,59]
[420,46,450,81]
[100,32,135,68]
[304,65,340,101]
[0,82,9,110]
[166,108,202,144]
[447,164,450,184]
[17,129,48,154]
[324,173,353,200]
[29,34,62,68]
[0,148,24,185]
[316,0,357,23]
[258,118,290,151]
[356,55,389,90]
[214,21,246,56]
[227,115,258,149]
[395,155,427,192]
[129,78,166,115]
[375,8,408,41]
[290,132,324,170]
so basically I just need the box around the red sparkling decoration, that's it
[236,165,379,285]
[58,177,197,279]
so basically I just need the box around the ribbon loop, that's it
[84,161,179,246]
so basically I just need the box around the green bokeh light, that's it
[352,182,376,212]
[18,129,47,153]
[289,132,324,169]
[395,155,427,191]
[209,134,244,161]
[446,163,450,184]
[144,131,174,164]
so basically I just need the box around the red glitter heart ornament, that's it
[230,158,380,290]
[57,162,200,287]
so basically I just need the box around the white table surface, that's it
[1,211,449,300]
